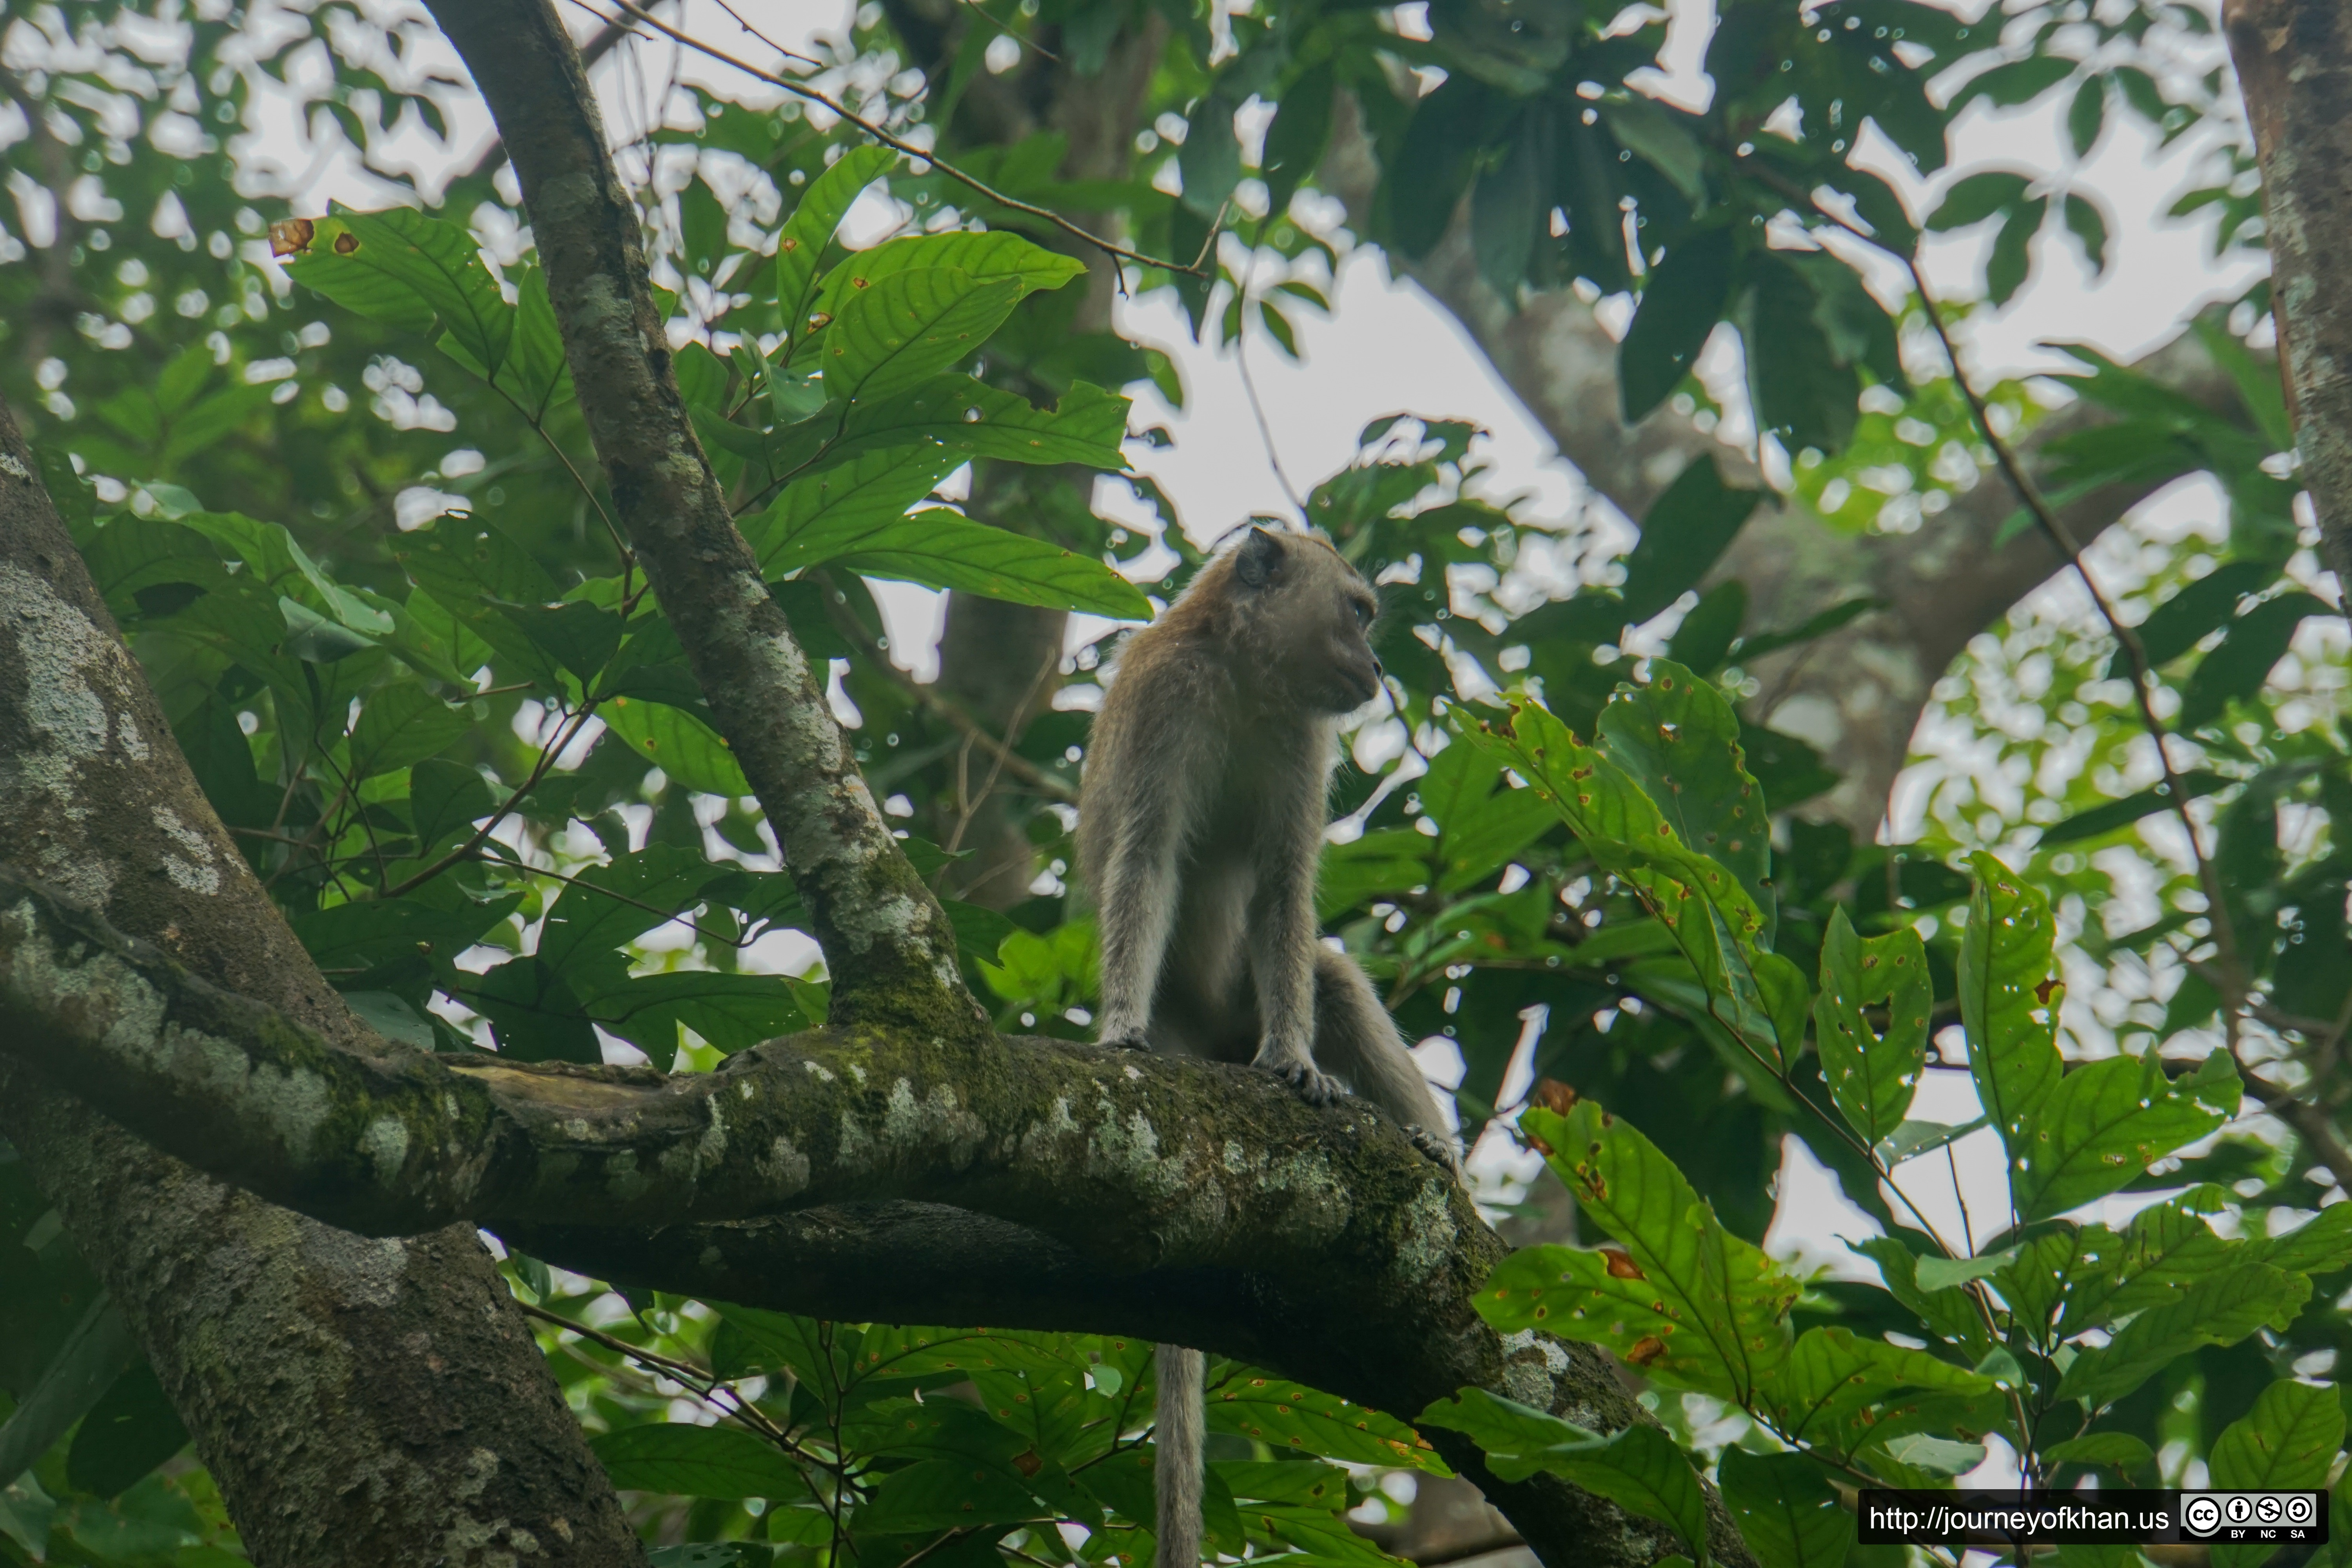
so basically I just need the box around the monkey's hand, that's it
[1099,1029,1154,1053]
[1263,1056,1345,1107]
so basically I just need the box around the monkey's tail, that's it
[1155,1343,1206,1568]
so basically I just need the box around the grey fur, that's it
[1078,527,1461,1568]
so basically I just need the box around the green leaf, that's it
[768,506,1149,618]
[282,206,511,379]
[2057,1263,2311,1405]
[1954,56,2077,112]
[1209,1370,1449,1472]
[585,970,809,1069]
[1480,1099,1797,1400]
[1605,100,1707,203]
[2210,1378,2345,1568]
[280,595,377,662]
[1959,851,2063,1170]
[2249,1203,2352,1276]
[1471,126,1545,299]
[742,444,966,576]
[778,145,897,352]
[1876,1116,1988,1167]
[710,1307,842,1385]
[1620,228,1737,423]
[1594,660,1775,936]
[824,376,1130,470]
[820,269,1023,406]
[80,515,231,615]
[590,1423,809,1500]
[1422,1392,1707,1559]
[494,598,626,685]
[2040,769,2230,845]
[1180,94,1243,218]
[2012,1049,2231,1221]
[391,517,566,686]
[1753,1326,1993,1461]
[2063,193,2110,274]
[1619,459,1763,622]
[1813,909,1929,1145]
[1876,1435,1987,1475]
[1985,196,2047,305]
[2043,1431,2154,1477]
[861,1457,1052,1532]
[347,682,471,782]
[409,758,496,853]
[1715,1448,1852,1568]
[0,1295,138,1492]
[64,1359,189,1501]
[2067,76,2109,158]
[2180,593,2331,729]
[501,263,572,419]
[601,694,753,796]
[1912,1251,2009,1292]
[811,230,1087,320]
[1926,171,2032,231]
[1262,63,1336,216]
[1667,580,1747,675]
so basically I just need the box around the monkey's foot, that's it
[1100,1031,1154,1053]
[1268,1059,1345,1107]
[1406,1125,1466,1181]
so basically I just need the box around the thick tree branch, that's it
[0,873,1752,1568]
[2226,0,2352,593]
[421,0,985,1042]
[0,396,645,1568]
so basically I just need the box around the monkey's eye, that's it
[1351,599,1375,628]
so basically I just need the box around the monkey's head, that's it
[1218,526,1385,714]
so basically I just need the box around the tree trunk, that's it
[2226,0,2352,595]
[0,397,646,1566]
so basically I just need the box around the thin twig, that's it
[944,639,1062,854]
[380,702,601,899]
[571,0,1216,278]
[1234,283,1308,519]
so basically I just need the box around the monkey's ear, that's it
[1236,526,1283,588]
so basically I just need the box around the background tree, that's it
[1,0,2347,1566]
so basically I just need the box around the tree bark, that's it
[1322,98,2268,833]
[0,399,645,1567]
[421,0,982,1043]
[2226,0,2352,595]
[0,873,1753,1568]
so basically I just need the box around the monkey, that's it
[1076,524,1461,1568]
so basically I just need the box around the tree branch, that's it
[2226,0,2352,595]
[0,871,1753,1568]
[421,0,985,1042]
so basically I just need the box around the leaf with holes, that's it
[282,207,511,380]
[777,145,896,352]
[1477,1099,1797,1401]
[2210,1379,2345,1568]
[1594,659,1773,935]
[1959,851,2064,1168]
[2012,1049,2232,1221]
[601,695,753,797]
[1813,909,1929,1145]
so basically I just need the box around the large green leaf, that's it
[1752,1327,1993,1461]
[1462,697,1780,1055]
[777,145,897,352]
[1595,659,1774,935]
[768,506,1149,619]
[2011,1049,2233,1222]
[1958,852,2063,1174]
[1479,1099,1796,1400]
[282,207,512,379]
[602,695,754,797]
[826,376,1130,470]
[1618,459,1763,623]
[1208,1369,1448,1473]
[812,230,1085,319]
[591,1423,808,1500]
[392,517,566,686]
[1420,1392,1709,1560]
[2210,1379,2345,1568]
[2056,1263,2310,1406]
[1621,227,1737,423]
[1715,1448,1852,1568]
[347,682,472,782]
[741,445,965,576]
[1812,908,1929,1145]
[819,269,1023,406]
[585,970,811,1069]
